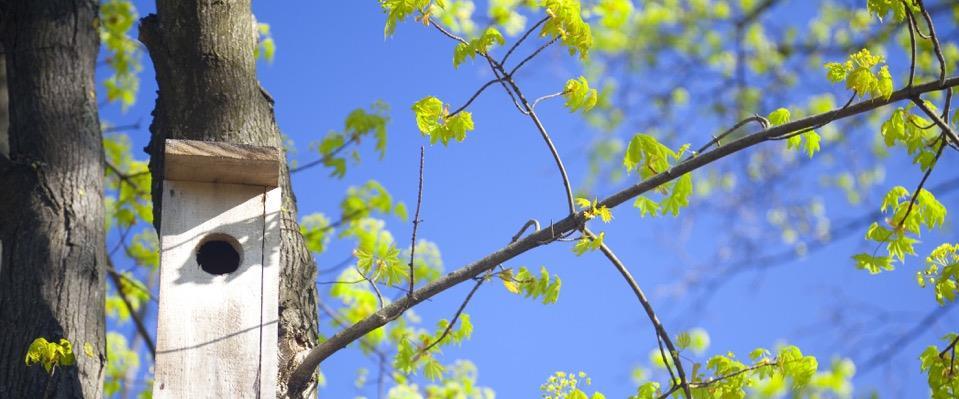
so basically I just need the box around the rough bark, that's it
[0,1,106,398]
[138,1,319,396]
[0,43,8,157]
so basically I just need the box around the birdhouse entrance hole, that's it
[196,234,241,275]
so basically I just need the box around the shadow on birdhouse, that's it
[153,139,281,398]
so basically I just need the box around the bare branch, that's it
[415,275,485,359]
[913,97,959,148]
[290,135,359,174]
[286,75,959,393]
[500,16,549,65]
[106,257,156,360]
[408,147,425,300]
[585,228,690,399]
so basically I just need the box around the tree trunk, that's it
[0,1,106,398]
[138,1,319,396]
[0,44,9,158]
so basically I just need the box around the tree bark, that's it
[138,1,319,396]
[0,43,9,158]
[0,1,106,398]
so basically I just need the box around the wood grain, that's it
[164,139,280,187]
[154,181,279,398]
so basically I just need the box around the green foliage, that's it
[623,134,689,179]
[563,77,599,113]
[541,371,605,399]
[300,213,333,254]
[675,328,710,356]
[489,0,532,35]
[434,0,479,35]
[255,22,276,62]
[917,243,959,304]
[99,0,141,108]
[661,173,693,216]
[572,232,604,255]
[854,185,946,272]
[453,27,505,67]
[380,0,433,36]
[106,272,150,322]
[823,49,894,99]
[104,134,153,229]
[340,180,408,224]
[413,96,475,145]
[880,104,943,171]
[312,102,390,177]
[540,0,593,59]
[768,107,821,158]
[25,337,76,374]
[104,333,141,396]
[576,197,612,222]
[866,0,919,23]
[622,134,694,216]
[498,266,562,304]
[920,333,959,399]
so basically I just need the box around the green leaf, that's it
[768,108,791,126]
[853,253,894,274]
[661,173,693,216]
[412,96,475,145]
[380,0,433,36]
[453,27,505,68]
[573,232,604,255]
[541,0,593,59]
[633,196,660,217]
[563,76,599,113]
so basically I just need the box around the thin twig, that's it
[511,219,541,243]
[585,228,691,399]
[408,147,425,301]
[509,37,559,77]
[693,115,768,155]
[913,97,959,148]
[106,258,156,360]
[414,275,485,359]
[290,135,359,174]
[500,16,549,65]
[915,0,947,84]
[530,91,566,111]
[449,78,504,117]
[903,1,918,88]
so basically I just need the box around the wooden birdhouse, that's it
[153,139,281,398]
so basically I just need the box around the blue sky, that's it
[100,1,959,397]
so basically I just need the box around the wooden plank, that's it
[164,139,280,187]
[154,180,279,398]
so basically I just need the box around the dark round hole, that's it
[197,238,240,275]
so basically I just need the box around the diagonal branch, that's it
[106,257,156,360]
[585,228,691,399]
[286,75,959,393]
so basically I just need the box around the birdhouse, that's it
[153,139,281,398]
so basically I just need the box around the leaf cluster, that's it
[413,96,476,145]
[24,337,76,374]
[498,266,562,304]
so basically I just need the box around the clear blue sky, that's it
[101,1,958,397]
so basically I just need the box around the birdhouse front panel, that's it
[153,140,280,398]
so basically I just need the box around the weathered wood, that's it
[164,139,280,187]
[154,180,280,398]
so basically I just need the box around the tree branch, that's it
[285,75,959,393]
[106,257,156,360]
[586,228,691,399]
[408,147,425,300]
